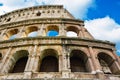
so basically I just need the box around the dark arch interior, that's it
[11,56,28,73]
[70,57,87,72]
[98,53,113,74]
[39,56,58,72]
[0,53,2,60]
[70,50,88,72]
[98,53,113,65]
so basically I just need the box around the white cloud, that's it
[67,31,77,37]
[85,16,120,56]
[0,0,95,19]
[85,16,120,43]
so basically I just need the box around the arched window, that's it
[26,26,38,37]
[5,29,19,40]
[47,30,58,37]
[98,53,113,74]
[10,50,29,73]
[66,26,79,37]
[11,57,28,73]
[70,50,88,72]
[40,56,58,72]
[46,25,59,37]
[39,49,58,72]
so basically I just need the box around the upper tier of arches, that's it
[1,24,93,41]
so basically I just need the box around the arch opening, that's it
[66,26,79,37]
[6,29,19,40]
[70,50,88,72]
[98,53,114,74]
[47,30,58,37]
[11,57,28,73]
[26,26,38,37]
[39,49,58,72]
[10,50,29,73]
[46,25,59,37]
[39,56,58,72]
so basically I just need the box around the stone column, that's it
[112,49,120,65]
[88,46,102,73]
[37,24,44,36]
[0,29,7,41]
[59,23,66,36]
[88,46,105,79]
[24,46,33,79]
[67,53,70,70]
[32,55,40,72]
[24,45,40,79]
[23,54,32,79]
[0,47,12,73]
[16,26,25,38]
[81,25,85,38]
[31,45,40,72]
[87,57,95,73]
[61,45,70,78]
[78,28,83,38]
[59,55,63,72]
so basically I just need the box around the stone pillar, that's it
[2,56,16,73]
[31,45,40,72]
[0,29,7,41]
[24,46,33,79]
[81,25,85,38]
[32,55,40,72]
[61,45,70,78]
[16,26,25,38]
[88,46,102,72]
[24,45,38,72]
[67,53,70,70]
[59,55,63,72]
[88,46,105,79]
[24,55,32,72]
[112,49,120,65]
[78,29,83,38]
[24,45,40,79]
[0,47,12,73]
[87,57,95,73]
[37,24,44,36]
[59,23,66,36]
[23,55,32,79]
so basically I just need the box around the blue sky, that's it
[0,0,120,55]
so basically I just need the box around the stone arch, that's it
[46,25,59,37]
[69,47,90,57]
[4,29,19,40]
[96,50,115,59]
[9,50,29,73]
[70,50,89,72]
[26,26,38,37]
[66,26,79,37]
[39,49,59,72]
[97,52,119,74]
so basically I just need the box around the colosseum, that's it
[0,5,120,80]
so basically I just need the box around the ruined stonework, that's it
[0,5,120,80]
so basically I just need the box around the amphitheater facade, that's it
[0,5,120,80]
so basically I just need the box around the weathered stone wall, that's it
[0,5,120,80]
